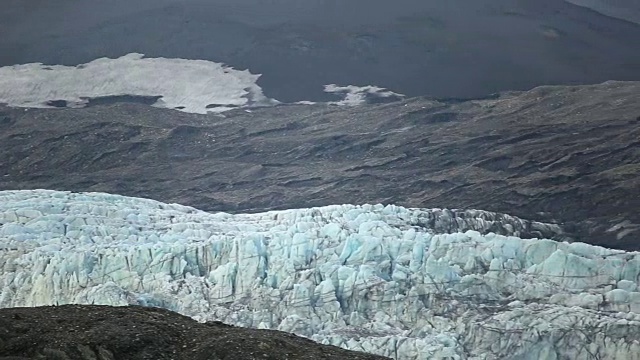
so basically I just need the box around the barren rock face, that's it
[0,304,390,360]
[1,0,640,102]
[564,0,640,24]
[1,81,639,250]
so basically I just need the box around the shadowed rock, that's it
[0,305,389,360]
[1,0,640,102]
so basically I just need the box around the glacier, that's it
[1,189,639,359]
[0,53,405,114]
[0,53,278,114]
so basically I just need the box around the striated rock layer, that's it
[1,190,639,359]
[1,81,639,250]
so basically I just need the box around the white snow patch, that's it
[324,84,405,106]
[1,190,640,359]
[0,53,279,114]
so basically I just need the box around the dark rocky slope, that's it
[0,305,389,360]
[0,81,639,250]
[564,0,640,25]
[2,0,640,102]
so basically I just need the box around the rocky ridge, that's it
[0,304,389,360]
[1,81,638,250]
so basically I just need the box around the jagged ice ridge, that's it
[0,190,639,359]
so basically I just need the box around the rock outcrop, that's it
[1,81,639,250]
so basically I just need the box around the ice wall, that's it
[1,190,639,359]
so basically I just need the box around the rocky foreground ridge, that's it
[0,304,388,360]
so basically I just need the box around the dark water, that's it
[45,96,162,109]
[83,95,163,107]
[1,0,640,102]
[45,100,69,108]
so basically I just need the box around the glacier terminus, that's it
[1,190,639,359]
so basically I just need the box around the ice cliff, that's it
[1,190,639,359]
